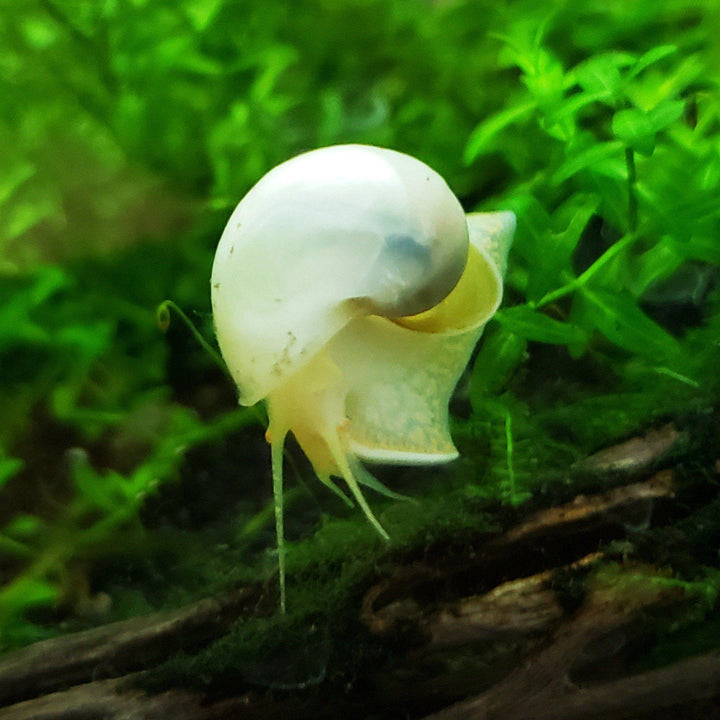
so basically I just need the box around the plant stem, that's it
[504,410,517,505]
[157,300,226,372]
[625,147,638,233]
[531,233,638,310]
[271,436,287,614]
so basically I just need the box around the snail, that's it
[211,144,515,610]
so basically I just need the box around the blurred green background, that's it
[1,0,720,653]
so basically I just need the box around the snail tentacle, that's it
[270,431,287,613]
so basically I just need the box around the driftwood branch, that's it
[0,678,208,720]
[422,581,718,720]
[0,588,258,708]
[0,420,717,720]
[361,472,675,642]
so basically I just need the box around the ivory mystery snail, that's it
[211,144,515,610]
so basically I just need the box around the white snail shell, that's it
[211,144,514,606]
[212,144,472,406]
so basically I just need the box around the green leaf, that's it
[0,162,34,206]
[0,457,23,490]
[1,577,59,611]
[612,108,657,156]
[470,325,527,403]
[1,194,59,244]
[464,99,536,163]
[648,54,707,103]
[184,0,224,32]
[553,194,600,250]
[630,239,685,296]
[646,100,686,131]
[573,52,636,101]
[505,195,553,265]
[0,267,71,349]
[551,141,624,184]
[612,101,684,156]
[544,90,608,127]
[671,235,720,264]
[0,533,32,559]
[527,194,599,302]
[628,45,678,80]
[3,514,42,539]
[582,288,682,359]
[69,449,122,513]
[496,306,589,346]
[522,48,567,106]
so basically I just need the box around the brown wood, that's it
[0,588,258,707]
[0,678,209,720]
[0,420,716,720]
[421,553,602,649]
[571,423,682,477]
[361,473,675,642]
[422,581,717,720]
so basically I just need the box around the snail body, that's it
[211,144,515,609]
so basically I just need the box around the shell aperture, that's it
[210,144,515,610]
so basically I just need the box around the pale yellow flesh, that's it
[265,351,389,611]
[330,245,501,464]
[262,246,503,611]
[393,244,500,333]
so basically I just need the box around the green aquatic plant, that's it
[0,266,113,446]
[466,31,711,365]
[461,16,720,485]
[0,404,257,650]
